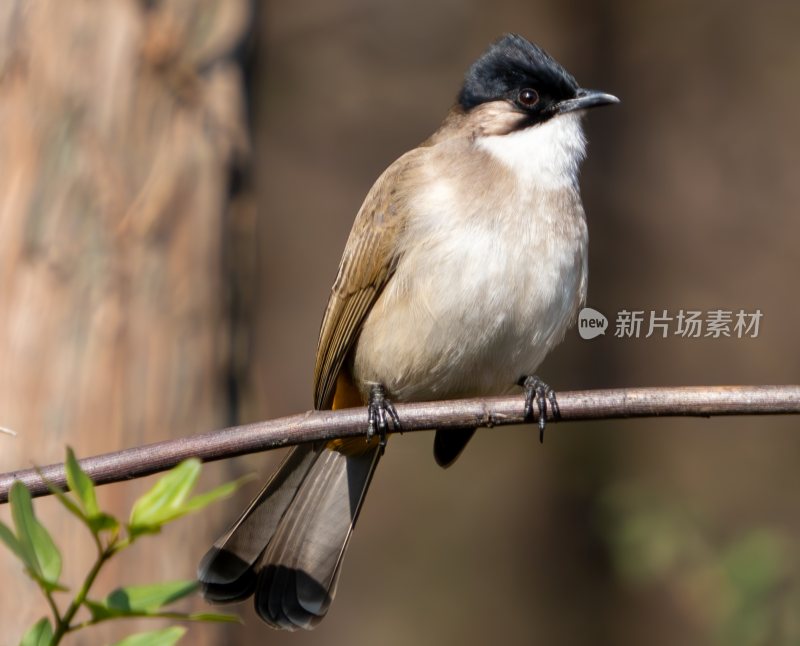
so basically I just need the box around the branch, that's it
[1,385,798,503]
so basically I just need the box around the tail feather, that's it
[433,428,477,468]
[256,445,381,629]
[199,441,381,630]
[197,444,318,602]
[258,450,341,629]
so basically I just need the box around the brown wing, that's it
[313,149,423,410]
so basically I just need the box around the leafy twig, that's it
[0,450,241,645]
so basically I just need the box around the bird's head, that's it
[458,34,619,134]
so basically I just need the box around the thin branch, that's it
[1,385,798,503]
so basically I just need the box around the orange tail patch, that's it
[328,371,384,454]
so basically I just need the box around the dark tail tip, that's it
[197,547,257,603]
[255,565,333,630]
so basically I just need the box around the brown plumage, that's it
[313,147,426,411]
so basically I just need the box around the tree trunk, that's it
[0,2,251,643]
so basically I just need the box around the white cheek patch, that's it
[476,113,587,190]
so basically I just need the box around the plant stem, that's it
[43,589,62,627]
[50,544,114,644]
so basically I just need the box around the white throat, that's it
[476,112,587,190]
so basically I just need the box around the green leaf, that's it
[7,486,40,574]
[127,460,240,537]
[46,476,120,538]
[46,480,86,519]
[87,512,120,534]
[45,451,120,537]
[128,460,201,535]
[9,481,62,587]
[84,599,117,622]
[65,447,100,517]
[107,580,199,612]
[175,480,240,515]
[0,520,25,562]
[110,626,186,646]
[86,580,199,622]
[85,598,239,624]
[19,617,53,646]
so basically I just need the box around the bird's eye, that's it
[518,88,539,107]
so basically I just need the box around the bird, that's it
[198,33,618,630]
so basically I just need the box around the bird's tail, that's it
[198,440,381,630]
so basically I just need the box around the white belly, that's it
[352,188,587,402]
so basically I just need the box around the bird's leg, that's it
[518,375,561,443]
[367,384,400,454]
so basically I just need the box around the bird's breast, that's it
[351,162,588,402]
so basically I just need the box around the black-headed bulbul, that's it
[198,33,618,630]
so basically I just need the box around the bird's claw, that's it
[367,384,400,454]
[519,375,560,443]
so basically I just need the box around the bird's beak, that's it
[554,88,620,114]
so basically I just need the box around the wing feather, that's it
[313,149,424,409]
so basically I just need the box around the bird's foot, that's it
[367,384,400,454]
[518,375,560,443]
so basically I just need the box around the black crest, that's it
[458,34,579,111]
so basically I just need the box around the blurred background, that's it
[1,0,799,645]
